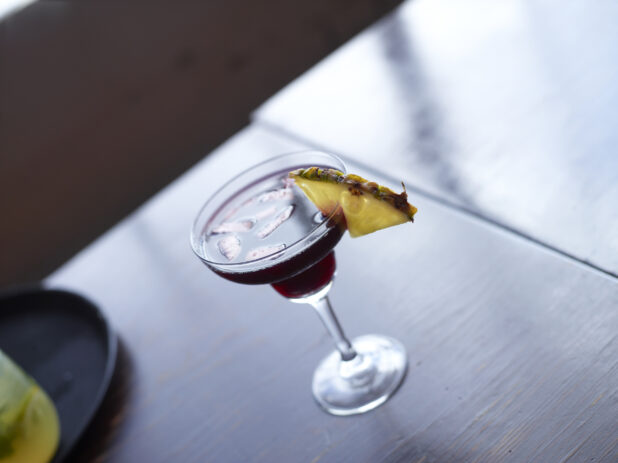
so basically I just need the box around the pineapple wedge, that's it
[289,167,417,237]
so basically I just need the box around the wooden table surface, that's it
[48,125,617,462]
[255,0,618,277]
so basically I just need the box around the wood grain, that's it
[255,0,618,276]
[48,125,617,462]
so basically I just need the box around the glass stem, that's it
[310,296,357,361]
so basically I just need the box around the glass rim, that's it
[190,150,346,271]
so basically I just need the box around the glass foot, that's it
[312,334,407,416]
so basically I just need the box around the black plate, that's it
[0,286,117,462]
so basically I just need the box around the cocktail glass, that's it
[190,151,407,415]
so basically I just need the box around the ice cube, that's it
[211,219,255,234]
[217,235,241,261]
[313,211,326,224]
[256,205,295,239]
[254,205,278,220]
[256,188,294,203]
[245,244,285,261]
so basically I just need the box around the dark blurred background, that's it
[0,0,401,287]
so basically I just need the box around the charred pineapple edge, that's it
[289,167,417,221]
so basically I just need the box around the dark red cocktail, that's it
[195,164,345,299]
[190,151,408,416]
[271,251,336,298]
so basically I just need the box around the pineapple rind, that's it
[289,167,417,237]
